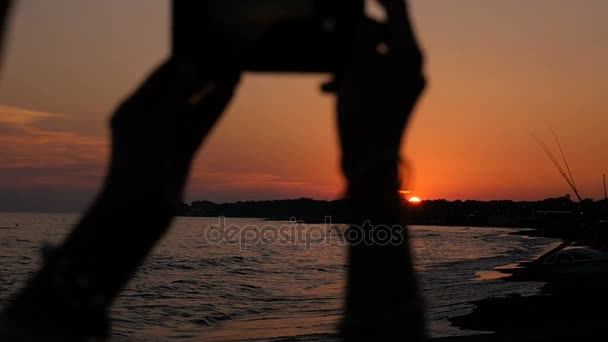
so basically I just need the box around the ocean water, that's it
[0,213,557,341]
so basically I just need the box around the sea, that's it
[0,213,558,341]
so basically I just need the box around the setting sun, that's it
[400,191,422,204]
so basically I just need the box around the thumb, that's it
[379,0,420,54]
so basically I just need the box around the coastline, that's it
[436,249,608,340]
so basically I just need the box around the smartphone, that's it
[172,0,365,73]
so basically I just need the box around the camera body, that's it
[172,0,365,73]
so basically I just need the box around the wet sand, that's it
[435,266,608,341]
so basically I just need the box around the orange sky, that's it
[0,0,607,211]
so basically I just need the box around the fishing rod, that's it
[533,130,588,264]
[535,135,583,202]
[602,174,608,199]
[550,127,580,200]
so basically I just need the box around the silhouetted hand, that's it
[335,0,425,193]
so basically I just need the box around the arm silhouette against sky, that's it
[2,57,242,341]
[335,0,426,340]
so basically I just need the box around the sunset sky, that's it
[0,0,607,211]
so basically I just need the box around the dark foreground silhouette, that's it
[0,0,427,341]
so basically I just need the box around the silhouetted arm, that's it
[66,58,241,300]
[338,0,424,191]
[335,0,427,340]
[3,58,241,339]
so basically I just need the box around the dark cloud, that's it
[0,105,106,211]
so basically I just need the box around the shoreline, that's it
[437,259,608,340]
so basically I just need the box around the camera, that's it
[172,0,365,73]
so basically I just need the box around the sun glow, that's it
[408,196,422,204]
[399,190,411,201]
[400,191,422,204]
